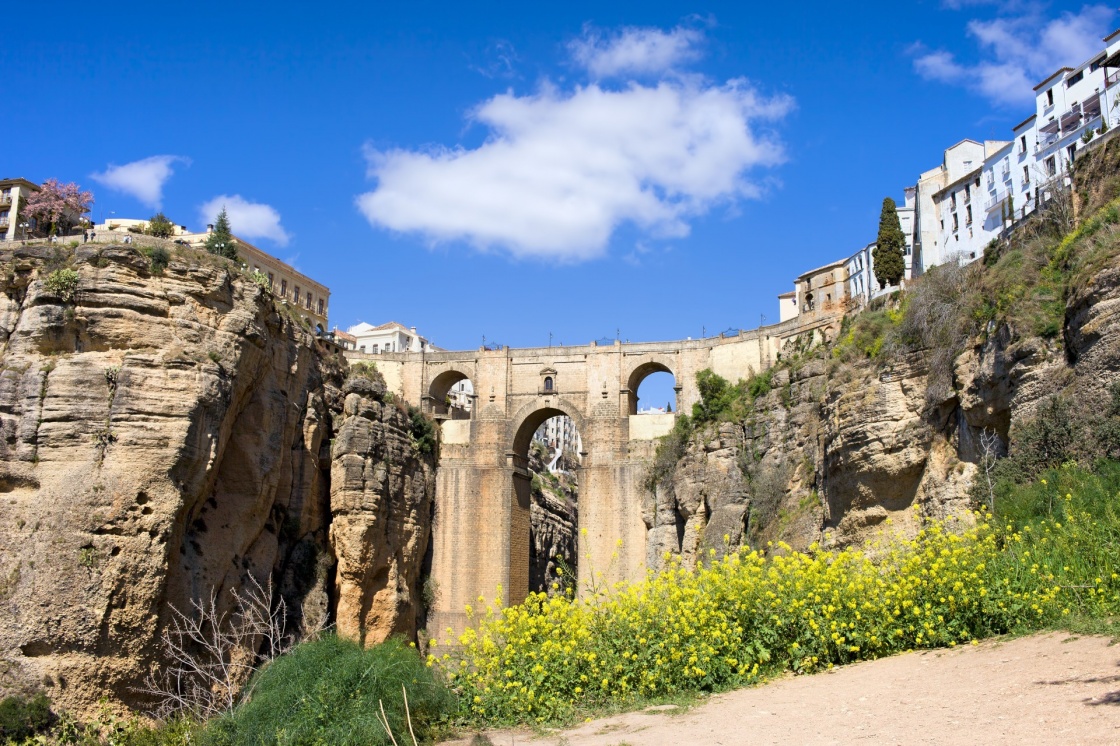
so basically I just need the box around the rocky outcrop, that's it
[330,375,436,645]
[0,244,433,717]
[528,447,577,593]
[647,254,1119,561]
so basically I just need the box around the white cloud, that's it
[90,155,188,210]
[914,5,1115,105]
[357,76,791,262]
[568,24,705,79]
[198,195,291,246]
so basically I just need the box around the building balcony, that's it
[1107,70,1120,89]
[983,193,1007,212]
[0,196,11,207]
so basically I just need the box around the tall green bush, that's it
[873,197,906,288]
[201,636,452,746]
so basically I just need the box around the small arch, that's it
[626,361,676,416]
[428,369,475,419]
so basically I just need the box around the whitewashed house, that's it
[347,321,441,354]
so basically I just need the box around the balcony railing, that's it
[1107,70,1120,88]
[984,193,1006,212]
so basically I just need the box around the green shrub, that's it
[202,636,453,746]
[44,268,80,303]
[149,247,171,274]
[409,406,437,455]
[349,361,386,387]
[0,692,53,740]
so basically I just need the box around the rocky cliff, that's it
[0,244,435,717]
[527,445,578,593]
[646,141,1120,565]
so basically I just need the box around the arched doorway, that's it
[627,362,677,415]
[427,370,474,419]
[509,405,584,605]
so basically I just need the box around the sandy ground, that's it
[440,632,1120,745]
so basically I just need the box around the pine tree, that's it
[204,208,238,260]
[873,197,906,288]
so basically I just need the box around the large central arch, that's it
[506,400,586,606]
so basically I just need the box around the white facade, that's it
[845,243,878,306]
[913,29,1120,276]
[533,415,583,461]
[448,379,473,412]
[0,179,39,241]
[347,321,440,354]
[777,291,798,322]
[913,139,988,273]
[931,139,1012,265]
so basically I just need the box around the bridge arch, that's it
[505,398,587,605]
[508,398,587,460]
[428,368,475,419]
[625,359,678,415]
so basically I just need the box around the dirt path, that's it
[441,632,1120,745]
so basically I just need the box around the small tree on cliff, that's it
[145,212,176,238]
[204,207,239,260]
[873,197,906,289]
[24,179,93,236]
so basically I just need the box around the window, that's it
[1046,88,1054,106]
[280,279,288,297]
[267,272,274,289]
[1020,135,1027,152]
[950,192,957,209]
[952,213,959,232]
[544,376,553,391]
[0,210,8,225]
[1067,144,1077,164]
[1045,156,1056,176]
[293,286,300,304]
[1023,165,1030,184]
[965,205,972,226]
[359,345,366,352]
[317,298,324,315]
[305,291,312,310]
[1067,71,1084,87]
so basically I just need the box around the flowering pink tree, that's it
[24,179,94,235]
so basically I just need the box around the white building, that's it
[913,139,989,273]
[347,321,441,354]
[914,28,1120,275]
[448,379,473,412]
[845,243,878,307]
[0,178,40,241]
[533,415,582,464]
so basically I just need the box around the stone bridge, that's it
[346,317,831,634]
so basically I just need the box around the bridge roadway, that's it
[344,316,831,635]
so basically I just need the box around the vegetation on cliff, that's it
[438,462,1120,726]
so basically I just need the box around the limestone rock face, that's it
[527,448,577,593]
[0,246,431,717]
[647,246,1120,561]
[329,379,436,646]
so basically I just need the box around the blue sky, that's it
[5,1,1113,407]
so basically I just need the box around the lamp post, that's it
[18,222,29,243]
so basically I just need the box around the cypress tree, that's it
[873,197,906,288]
[204,208,239,260]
